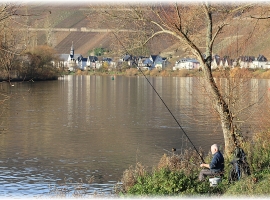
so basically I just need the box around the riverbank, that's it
[114,129,270,197]
[73,68,270,79]
[1,68,269,82]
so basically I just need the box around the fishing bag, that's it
[234,147,246,160]
[228,147,251,183]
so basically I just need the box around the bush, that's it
[118,148,219,196]
[127,168,198,195]
[224,172,270,196]
[243,129,270,173]
[116,129,270,197]
[119,162,147,193]
[156,148,203,175]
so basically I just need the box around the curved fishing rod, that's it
[112,32,205,164]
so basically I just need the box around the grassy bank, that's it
[114,129,270,197]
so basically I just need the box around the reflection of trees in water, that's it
[180,75,270,140]
[0,83,10,133]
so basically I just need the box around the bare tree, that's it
[0,4,26,83]
[88,2,262,156]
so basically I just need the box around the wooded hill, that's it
[17,3,270,62]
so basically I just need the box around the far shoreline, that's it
[1,67,270,83]
[73,67,270,79]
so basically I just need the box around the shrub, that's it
[119,162,147,193]
[224,173,270,196]
[156,148,203,175]
[117,129,270,197]
[126,168,197,195]
[243,129,270,173]
[118,148,219,196]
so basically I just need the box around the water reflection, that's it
[0,75,269,197]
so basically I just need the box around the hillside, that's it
[18,4,270,61]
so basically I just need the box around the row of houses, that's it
[56,43,112,71]
[174,54,270,70]
[55,43,270,71]
[55,43,168,71]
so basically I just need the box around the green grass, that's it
[224,171,270,196]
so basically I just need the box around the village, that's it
[55,43,270,72]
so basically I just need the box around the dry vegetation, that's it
[116,129,270,196]
[117,147,204,194]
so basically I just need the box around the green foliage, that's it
[224,172,270,196]
[89,47,108,56]
[125,168,230,196]
[243,130,270,173]
[127,168,199,195]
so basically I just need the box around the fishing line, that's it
[112,32,205,164]
[138,68,205,163]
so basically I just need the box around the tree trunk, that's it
[203,63,237,156]
[201,4,238,156]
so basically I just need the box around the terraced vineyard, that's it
[18,4,270,60]
[54,32,112,56]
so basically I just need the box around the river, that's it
[0,75,269,198]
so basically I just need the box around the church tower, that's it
[70,41,74,57]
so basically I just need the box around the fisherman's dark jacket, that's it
[210,151,224,173]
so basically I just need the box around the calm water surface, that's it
[0,75,269,198]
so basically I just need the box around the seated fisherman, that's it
[199,144,224,181]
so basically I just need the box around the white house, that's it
[211,55,220,69]
[173,57,200,70]
[238,56,255,69]
[251,55,268,69]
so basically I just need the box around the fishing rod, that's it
[112,32,205,164]
[139,68,205,164]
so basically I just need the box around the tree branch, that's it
[250,15,270,20]
[209,23,228,50]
